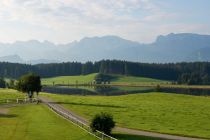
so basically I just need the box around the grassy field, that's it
[0,89,163,140]
[0,89,25,102]
[42,92,210,139]
[42,73,167,85]
[111,75,167,84]
[42,73,98,85]
[0,104,97,140]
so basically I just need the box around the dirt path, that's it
[39,96,207,140]
[0,107,9,114]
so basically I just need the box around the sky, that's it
[0,0,209,44]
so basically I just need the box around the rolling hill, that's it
[41,73,167,85]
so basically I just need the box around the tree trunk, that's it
[28,91,33,102]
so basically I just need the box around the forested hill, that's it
[0,60,210,84]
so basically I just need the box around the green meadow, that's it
[41,73,98,85]
[2,88,210,139]
[111,75,167,84]
[42,73,167,85]
[0,104,97,140]
[0,89,25,103]
[0,89,162,140]
[42,92,210,139]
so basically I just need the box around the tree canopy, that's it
[90,112,115,135]
[17,73,42,98]
[0,60,210,85]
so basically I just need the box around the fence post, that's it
[102,134,104,140]
[16,98,19,103]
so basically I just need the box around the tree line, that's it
[0,60,210,85]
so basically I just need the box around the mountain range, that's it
[0,33,210,64]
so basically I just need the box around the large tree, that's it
[17,73,42,99]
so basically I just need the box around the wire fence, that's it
[44,100,118,140]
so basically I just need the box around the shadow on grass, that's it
[113,133,167,140]
[0,114,17,118]
[50,101,126,108]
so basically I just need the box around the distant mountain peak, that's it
[1,33,210,63]
[155,32,210,45]
[0,54,21,59]
[79,35,140,46]
[80,35,121,41]
[0,54,24,63]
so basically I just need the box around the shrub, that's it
[90,112,115,135]
[155,84,161,92]
[0,78,6,88]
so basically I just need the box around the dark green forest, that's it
[0,60,210,85]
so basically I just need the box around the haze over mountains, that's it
[0,33,210,64]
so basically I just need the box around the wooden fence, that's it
[0,98,38,104]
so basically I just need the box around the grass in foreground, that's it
[42,92,210,139]
[0,88,162,140]
[0,104,96,140]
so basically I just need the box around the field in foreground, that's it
[42,73,167,85]
[0,104,96,140]
[0,88,165,140]
[42,92,210,139]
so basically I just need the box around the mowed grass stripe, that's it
[0,104,97,140]
[42,92,210,139]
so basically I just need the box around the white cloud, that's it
[0,0,209,43]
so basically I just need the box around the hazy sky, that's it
[0,0,209,43]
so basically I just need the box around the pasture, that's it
[0,104,97,140]
[111,75,168,84]
[42,73,97,85]
[0,89,164,140]
[42,73,167,86]
[42,92,210,139]
[0,89,25,103]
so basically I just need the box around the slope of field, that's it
[42,73,167,85]
[42,73,98,85]
[0,104,96,140]
[111,75,167,84]
[42,92,210,139]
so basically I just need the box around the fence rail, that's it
[43,100,117,140]
[0,98,38,104]
[0,97,117,140]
